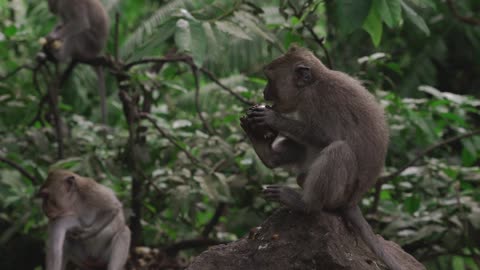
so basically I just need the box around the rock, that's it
[187,208,425,270]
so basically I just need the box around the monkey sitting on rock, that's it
[241,46,419,270]
[38,169,130,270]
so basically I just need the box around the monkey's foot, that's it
[263,185,307,213]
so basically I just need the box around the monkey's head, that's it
[38,170,81,219]
[263,46,326,113]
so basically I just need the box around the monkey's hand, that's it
[247,105,280,131]
[263,185,308,213]
[240,115,276,141]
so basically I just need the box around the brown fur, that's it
[240,47,412,270]
[45,0,109,123]
[40,169,130,270]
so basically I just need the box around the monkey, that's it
[44,0,110,124]
[240,46,410,270]
[38,169,130,270]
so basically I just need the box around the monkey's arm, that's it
[248,107,330,147]
[46,216,80,270]
[241,117,303,168]
[70,208,120,240]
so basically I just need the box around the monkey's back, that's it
[310,70,389,204]
[57,0,109,55]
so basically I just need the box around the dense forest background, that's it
[1,0,480,269]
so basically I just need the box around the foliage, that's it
[1,0,480,269]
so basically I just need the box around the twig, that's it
[44,64,65,159]
[125,56,192,70]
[0,64,34,81]
[114,12,120,61]
[446,0,480,26]
[380,129,480,182]
[201,202,227,238]
[285,0,333,68]
[370,129,480,213]
[140,113,209,170]
[199,67,254,106]
[0,156,38,184]
[191,65,216,135]
[305,26,333,69]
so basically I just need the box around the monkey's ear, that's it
[295,64,312,87]
[64,175,76,192]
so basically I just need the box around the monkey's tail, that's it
[343,206,403,270]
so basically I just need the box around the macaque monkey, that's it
[44,0,110,123]
[38,169,130,270]
[240,47,406,270]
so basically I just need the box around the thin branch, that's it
[201,202,227,238]
[446,0,480,26]
[125,56,192,70]
[199,67,254,106]
[191,65,216,135]
[370,129,480,214]
[140,113,209,170]
[305,26,333,69]
[114,12,120,61]
[0,156,38,184]
[0,64,35,81]
[379,129,480,182]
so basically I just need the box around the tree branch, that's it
[201,202,227,238]
[370,129,480,213]
[0,156,38,184]
[198,67,254,106]
[446,0,480,26]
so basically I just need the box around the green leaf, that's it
[4,26,17,38]
[401,1,430,35]
[375,0,402,28]
[363,5,383,46]
[403,196,421,214]
[214,21,252,40]
[336,0,373,34]
[175,19,192,53]
[190,22,208,66]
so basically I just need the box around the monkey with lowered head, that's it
[38,169,130,270]
[43,0,110,123]
[240,47,419,270]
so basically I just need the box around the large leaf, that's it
[214,20,252,40]
[401,0,430,35]
[375,0,402,28]
[336,0,373,34]
[175,19,192,54]
[363,4,383,46]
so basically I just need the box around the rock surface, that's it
[187,208,425,270]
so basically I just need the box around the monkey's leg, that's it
[302,140,357,210]
[107,226,131,270]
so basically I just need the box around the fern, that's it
[121,0,192,59]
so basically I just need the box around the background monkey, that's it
[44,0,110,123]
[241,47,409,270]
[38,169,130,270]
